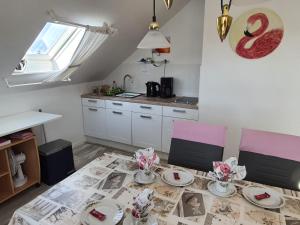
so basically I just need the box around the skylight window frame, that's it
[24,23,78,61]
[12,22,85,76]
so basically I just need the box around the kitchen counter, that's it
[81,93,198,109]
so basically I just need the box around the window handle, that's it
[88,99,97,103]
[112,102,123,106]
[112,111,123,115]
[173,109,186,113]
[140,106,152,110]
[140,115,152,119]
[88,108,98,112]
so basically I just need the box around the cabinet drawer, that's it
[131,103,162,115]
[163,106,198,120]
[82,98,105,108]
[132,112,162,150]
[106,100,132,111]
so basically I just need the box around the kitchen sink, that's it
[115,92,142,98]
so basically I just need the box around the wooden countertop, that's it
[81,93,198,109]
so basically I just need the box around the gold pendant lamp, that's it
[217,0,233,42]
[164,0,173,10]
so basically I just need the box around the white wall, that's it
[103,0,205,97]
[199,1,300,159]
[0,82,100,146]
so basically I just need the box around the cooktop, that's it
[174,97,198,105]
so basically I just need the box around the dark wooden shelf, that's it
[14,178,38,195]
[0,171,9,178]
[0,136,35,151]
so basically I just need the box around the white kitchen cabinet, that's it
[106,108,132,145]
[132,112,162,150]
[83,106,107,139]
[162,117,193,153]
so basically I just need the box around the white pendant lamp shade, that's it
[137,30,171,49]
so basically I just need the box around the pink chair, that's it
[168,121,227,172]
[239,128,300,190]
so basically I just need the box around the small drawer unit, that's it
[82,98,105,108]
[163,106,198,120]
[131,103,162,115]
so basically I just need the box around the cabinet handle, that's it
[112,102,123,106]
[140,106,152,110]
[140,115,152,119]
[173,109,186,113]
[113,111,123,115]
[88,99,97,103]
[88,108,98,112]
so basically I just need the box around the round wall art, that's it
[229,8,284,59]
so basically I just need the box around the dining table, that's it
[8,152,300,225]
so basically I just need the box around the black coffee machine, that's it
[160,77,174,98]
[146,82,160,97]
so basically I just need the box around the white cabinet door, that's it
[106,109,132,145]
[162,117,193,153]
[83,106,107,139]
[132,112,162,151]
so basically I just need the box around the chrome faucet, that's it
[122,74,133,91]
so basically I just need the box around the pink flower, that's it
[220,164,231,175]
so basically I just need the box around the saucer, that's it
[207,181,237,198]
[133,171,157,185]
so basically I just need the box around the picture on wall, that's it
[229,8,284,59]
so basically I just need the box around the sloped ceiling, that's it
[0,0,190,91]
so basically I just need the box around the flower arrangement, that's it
[208,157,246,182]
[132,189,154,222]
[134,147,160,171]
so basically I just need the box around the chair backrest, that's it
[168,120,226,172]
[239,128,300,190]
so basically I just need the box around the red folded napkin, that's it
[173,172,180,180]
[90,209,106,221]
[255,192,271,200]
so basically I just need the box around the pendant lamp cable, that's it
[153,0,157,22]
[221,0,232,13]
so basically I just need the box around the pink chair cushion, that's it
[240,129,300,162]
[172,121,226,148]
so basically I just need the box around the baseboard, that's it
[72,136,87,148]
[86,136,169,161]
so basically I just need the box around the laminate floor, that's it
[0,143,131,225]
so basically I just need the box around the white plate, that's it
[242,186,285,209]
[81,200,124,225]
[133,171,157,185]
[161,170,194,187]
[207,181,237,198]
[123,214,158,225]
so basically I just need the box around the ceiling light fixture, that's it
[164,0,173,10]
[217,0,233,42]
[137,0,171,49]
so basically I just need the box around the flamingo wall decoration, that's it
[229,8,284,59]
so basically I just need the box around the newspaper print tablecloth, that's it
[8,153,300,225]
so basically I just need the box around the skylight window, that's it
[27,23,75,56]
[6,18,115,87]
[12,22,85,76]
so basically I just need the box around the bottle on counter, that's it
[112,81,117,89]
